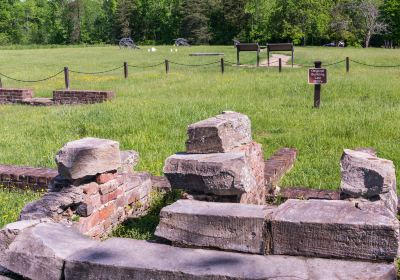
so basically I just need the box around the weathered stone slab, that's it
[155,200,275,254]
[56,138,121,180]
[164,152,256,197]
[64,238,397,280]
[19,186,84,221]
[1,222,97,280]
[271,199,399,261]
[119,150,139,173]
[186,111,252,154]
[340,149,397,213]
[340,149,396,197]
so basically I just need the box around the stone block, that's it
[340,149,397,213]
[271,199,399,261]
[155,200,275,254]
[56,138,121,180]
[64,238,397,280]
[1,223,97,280]
[120,150,139,173]
[186,111,252,153]
[164,143,264,204]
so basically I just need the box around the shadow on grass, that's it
[111,190,182,240]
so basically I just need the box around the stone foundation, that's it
[0,88,115,106]
[0,89,33,104]
[0,165,57,191]
[0,113,399,280]
[53,90,114,105]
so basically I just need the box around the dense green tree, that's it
[268,0,332,45]
[381,0,400,45]
[0,0,397,47]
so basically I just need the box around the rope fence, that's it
[0,56,399,88]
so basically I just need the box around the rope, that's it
[128,62,164,68]
[69,65,123,75]
[324,60,346,67]
[350,59,400,68]
[0,70,64,83]
[169,61,220,67]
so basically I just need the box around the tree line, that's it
[0,0,399,47]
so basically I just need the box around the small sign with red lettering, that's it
[308,68,327,84]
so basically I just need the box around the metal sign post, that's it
[308,61,327,108]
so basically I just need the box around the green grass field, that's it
[0,45,400,228]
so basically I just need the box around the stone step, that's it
[155,199,276,254]
[271,199,399,261]
[65,238,397,280]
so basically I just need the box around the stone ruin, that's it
[0,88,114,106]
[17,137,150,239]
[0,111,399,280]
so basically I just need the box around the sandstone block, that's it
[340,149,397,213]
[186,111,252,153]
[340,149,396,197]
[56,138,121,180]
[271,199,399,261]
[19,186,84,221]
[155,200,275,254]
[64,238,397,280]
[164,143,264,204]
[120,150,139,172]
[1,223,97,280]
[164,152,253,196]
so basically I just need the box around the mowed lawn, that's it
[0,45,400,226]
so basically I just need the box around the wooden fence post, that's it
[165,60,170,74]
[124,62,128,79]
[279,58,282,72]
[346,57,350,73]
[221,58,225,74]
[64,67,70,89]
[314,61,322,108]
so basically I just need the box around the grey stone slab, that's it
[186,111,252,154]
[271,199,399,261]
[340,149,396,198]
[163,152,256,196]
[1,222,97,280]
[155,200,275,254]
[56,137,121,180]
[65,238,397,280]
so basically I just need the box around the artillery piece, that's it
[174,38,190,47]
[119,38,140,49]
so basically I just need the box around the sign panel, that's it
[308,68,327,84]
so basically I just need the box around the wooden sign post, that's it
[308,61,327,108]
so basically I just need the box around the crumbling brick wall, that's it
[53,90,114,104]
[18,138,152,239]
[0,89,33,104]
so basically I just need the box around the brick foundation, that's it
[0,88,33,104]
[0,164,57,191]
[53,90,114,105]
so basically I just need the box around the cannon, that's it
[174,38,190,47]
[119,38,140,49]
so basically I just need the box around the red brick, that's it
[99,179,119,195]
[98,202,116,221]
[100,188,123,204]
[96,172,118,184]
[82,182,100,195]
